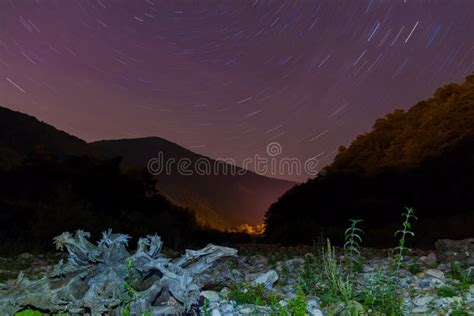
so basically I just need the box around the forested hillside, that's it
[265,75,474,247]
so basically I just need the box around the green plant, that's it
[360,208,417,315]
[450,301,469,316]
[343,219,364,275]
[15,311,42,316]
[298,255,323,297]
[288,286,307,316]
[406,261,423,275]
[394,207,417,275]
[322,239,353,303]
[228,283,267,305]
[202,298,211,316]
[361,267,403,315]
[450,261,473,291]
[268,292,282,315]
[437,286,457,297]
[280,261,290,284]
[121,258,141,314]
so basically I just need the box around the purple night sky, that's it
[1,0,473,181]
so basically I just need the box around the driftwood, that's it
[0,230,237,315]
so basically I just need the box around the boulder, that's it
[253,270,279,288]
[434,238,474,265]
[424,269,445,280]
[201,290,220,302]
[419,252,437,266]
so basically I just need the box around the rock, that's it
[220,287,230,299]
[435,238,474,264]
[200,290,220,302]
[429,277,445,288]
[420,252,437,266]
[433,297,450,308]
[413,295,434,307]
[220,303,234,314]
[419,278,431,288]
[253,270,278,288]
[411,306,430,313]
[307,298,322,316]
[285,258,305,266]
[415,272,425,278]
[446,296,463,304]
[327,300,364,316]
[424,269,444,280]
[308,308,323,316]
[239,307,254,314]
[18,253,32,260]
[211,308,222,316]
[279,299,288,307]
[304,253,316,260]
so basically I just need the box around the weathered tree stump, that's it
[0,230,237,315]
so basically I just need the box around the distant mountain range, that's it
[0,106,295,229]
[265,74,474,247]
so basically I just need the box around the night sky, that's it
[1,0,473,181]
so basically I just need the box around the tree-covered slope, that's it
[330,74,474,173]
[265,75,474,247]
[0,107,88,162]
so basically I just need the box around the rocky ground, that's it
[1,239,473,315]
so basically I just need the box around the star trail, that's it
[0,0,473,180]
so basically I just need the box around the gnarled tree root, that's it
[0,230,237,315]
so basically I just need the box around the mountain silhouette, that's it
[91,138,296,228]
[0,106,295,229]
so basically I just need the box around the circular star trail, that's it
[1,0,473,180]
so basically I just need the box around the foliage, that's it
[406,261,423,275]
[265,75,474,247]
[330,75,474,172]
[298,255,323,297]
[226,283,307,315]
[121,259,141,313]
[15,311,42,316]
[364,207,417,314]
[322,239,353,303]
[228,283,267,305]
[343,219,364,274]
[287,286,307,316]
[295,209,415,315]
[0,153,202,252]
[437,286,457,297]
[202,299,211,316]
[361,267,403,316]
[394,207,417,274]
[450,261,473,291]
[450,301,470,316]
